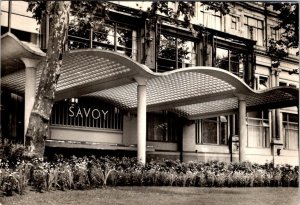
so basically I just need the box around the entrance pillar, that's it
[21,58,40,142]
[134,76,147,164]
[238,96,247,162]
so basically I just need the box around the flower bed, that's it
[0,154,298,196]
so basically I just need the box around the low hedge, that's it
[0,154,298,196]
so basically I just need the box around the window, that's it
[68,18,137,60]
[157,33,196,72]
[231,16,239,30]
[283,113,299,150]
[50,98,123,131]
[246,111,270,148]
[198,5,222,30]
[147,111,182,142]
[270,27,279,41]
[215,47,245,79]
[195,116,228,145]
[254,75,269,90]
[279,80,298,88]
[244,16,263,46]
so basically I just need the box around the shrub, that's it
[0,156,298,196]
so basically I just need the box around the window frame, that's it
[68,18,138,60]
[147,111,182,143]
[282,112,299,150]
[215,45,246,79]
[246,110,271,148]
[157,31,197,72]
[195,116,229,146]
[254,74,270,90]
[244,16,264,46]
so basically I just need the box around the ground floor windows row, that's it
[195,112,298,150]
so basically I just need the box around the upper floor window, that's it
[68,18,137,60]
[157,32,196,72]
[244,16,263,46]
[231,16,239,30]
[246,111,270,148]
[270,27,279,41]
[195,116,228,145]
[283,113,299,150]
[279,81,298,88]
[254,75,269,90]
[147,111,182,142]
[198,5,222,30]
[215,47,245,79]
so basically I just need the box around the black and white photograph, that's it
[0,1,299,204]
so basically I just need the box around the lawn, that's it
[0,187,298,205]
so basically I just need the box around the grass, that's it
[0,187,298,205]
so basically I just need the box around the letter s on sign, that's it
[69,106,75,117]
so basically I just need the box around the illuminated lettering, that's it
[92,109,101,119]
[76,108,83,118]
[68,106,109,120]
[69,106,75,117]
[83,108,91,117]
[102,110,108,120]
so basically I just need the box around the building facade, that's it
[1,1,299,165]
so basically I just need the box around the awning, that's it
[1,32,45,76]
[1,43,298,119]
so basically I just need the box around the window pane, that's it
[257,29,263,46]
[257,20,263,28]
[289,114,299,123]
[230,50,242,76]
[219,116,228,145]
[116,26,133,58]
[158,34,196,71]
[216,48,229,71]
[248,18,256,27]
[215,16,221,30]
[93,24,114,45]
[202,118,218,144]
[259,76,269,89]
[147,112,180,142]
[178,39,196,68]
[158,34,177,71]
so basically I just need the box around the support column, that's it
[21,58,40,142]
[135,77,147,164]
[275,70,283,140]
[238,97,247,162]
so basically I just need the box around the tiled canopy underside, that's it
[1,51,297,118]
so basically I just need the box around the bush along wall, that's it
[0,155,298,196]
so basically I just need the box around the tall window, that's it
[246,111,270,148]
[147,111,182,142]
[231,16,239,30]
[270,27,279,41]
[68,18,137,60]
[283,113,299,150]
[215,47,245,79]
[244,16,263,46]
[195,116,228,145]
[198,5,222,30]
[157,33,196,72]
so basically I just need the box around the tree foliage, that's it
[266,2,299,68]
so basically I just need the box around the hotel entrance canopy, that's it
[1,33,298,163]
[2,48,298,119]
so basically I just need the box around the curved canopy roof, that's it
[1,47,298,119]
[1,32,45,76]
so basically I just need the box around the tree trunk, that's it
[25,1,70,158]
